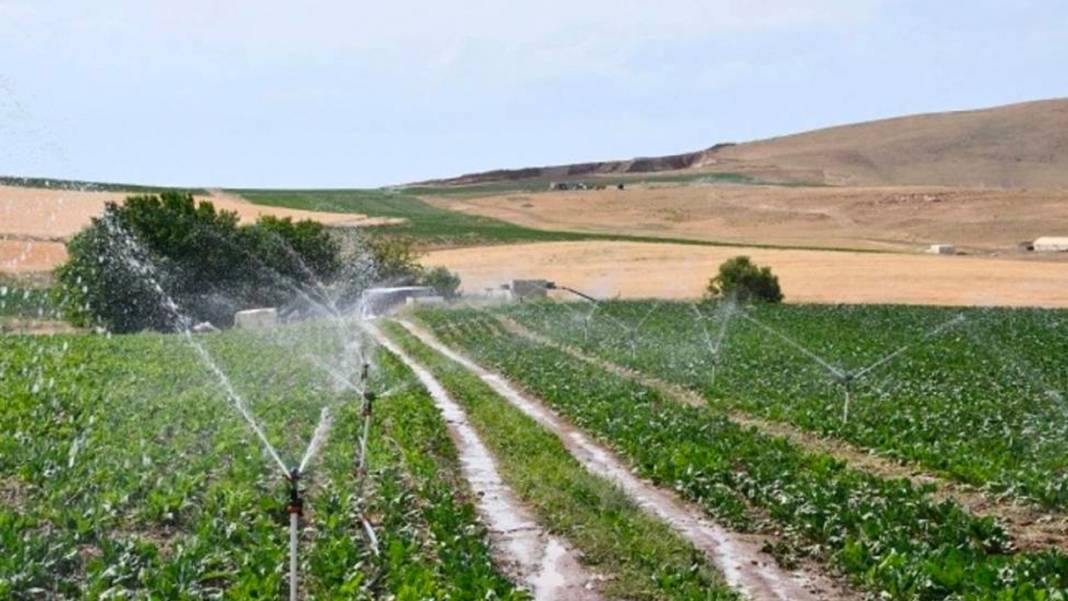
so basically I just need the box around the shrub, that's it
[365,236,423,284]
[56,193,354,332]
[420,266,461,299]
[705,256,783,303]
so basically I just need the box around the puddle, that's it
[398,319,856,601]
[365,323,602,601]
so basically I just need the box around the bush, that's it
[365,236,423,284]
[57,193,356,332]
[705,256,783,303]
[421,266,461,299]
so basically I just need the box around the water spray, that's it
[740,310,966,423]
[541,282,637,345]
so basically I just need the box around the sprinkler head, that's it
[837,372,855,385]
[286,470,304,515]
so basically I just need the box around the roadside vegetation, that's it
[417,307,1068,599]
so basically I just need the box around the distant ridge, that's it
[419,98,1068,189]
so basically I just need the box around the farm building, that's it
[1033,236,1068,252]
[927,244,955,255]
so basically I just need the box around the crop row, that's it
[419,307,1068,600]
[502,300,1068,509]
[0,324,525,599]
[382,321,741,601]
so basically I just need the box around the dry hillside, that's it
[425,98,1068,188]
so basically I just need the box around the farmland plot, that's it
[501,301,1068,510]
[416,307,1068,599]
[0,323,525,600]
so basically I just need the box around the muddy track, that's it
[397,319,856,601]
[365,323,603,601]
[494,315,1068,552]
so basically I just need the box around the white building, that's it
[927,244,955,255]
[1033,237,1068,252]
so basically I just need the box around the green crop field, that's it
[414,305,1068,599]
[233,188,597,247]
[497,301,1068,509]
[0,323,526,599]
[233,188,869,251]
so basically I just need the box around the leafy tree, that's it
[365,236,423,284]
[56,193,353,332]
[705,256,783,303]
[421,266,461,299]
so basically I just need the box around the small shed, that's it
[1033,237,1068,252]
[234,308,278,329]
[927,244,955,255]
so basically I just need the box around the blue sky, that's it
[1,0,1065,188]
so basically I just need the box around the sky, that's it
[0,0,1065,188]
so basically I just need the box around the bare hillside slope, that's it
[424,98,1068,188]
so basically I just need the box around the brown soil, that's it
[1,239,68,273]
[423,240,1068,308]
[708,98,1068,188]
[428,184,1068,253]
[497,316,1068,552]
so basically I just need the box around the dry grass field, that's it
[428,184,1068,253]
[423,240,1068,307]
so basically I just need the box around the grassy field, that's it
[234,188,872,251]
[500,301,1068,509]
[234,188,597,246]
[0,322,526,599]
[415,306,1068,599]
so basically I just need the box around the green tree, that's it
[365,236,423,284]
[56,193,352,332]
[705,256,783,303]
[420,266,461,299]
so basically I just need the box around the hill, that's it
[421,98,1068,189]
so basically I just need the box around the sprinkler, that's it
[740,310,966,424]
[353,363,381,555]
[286,469,303,601]
[835,372,856,423]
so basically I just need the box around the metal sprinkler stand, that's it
[286,469,303,601]
[837,372,855,424]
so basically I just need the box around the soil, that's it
[366,323,603,601]
[422,240,1068,308]
[399,319,858,601]
[496,316,1068,552]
